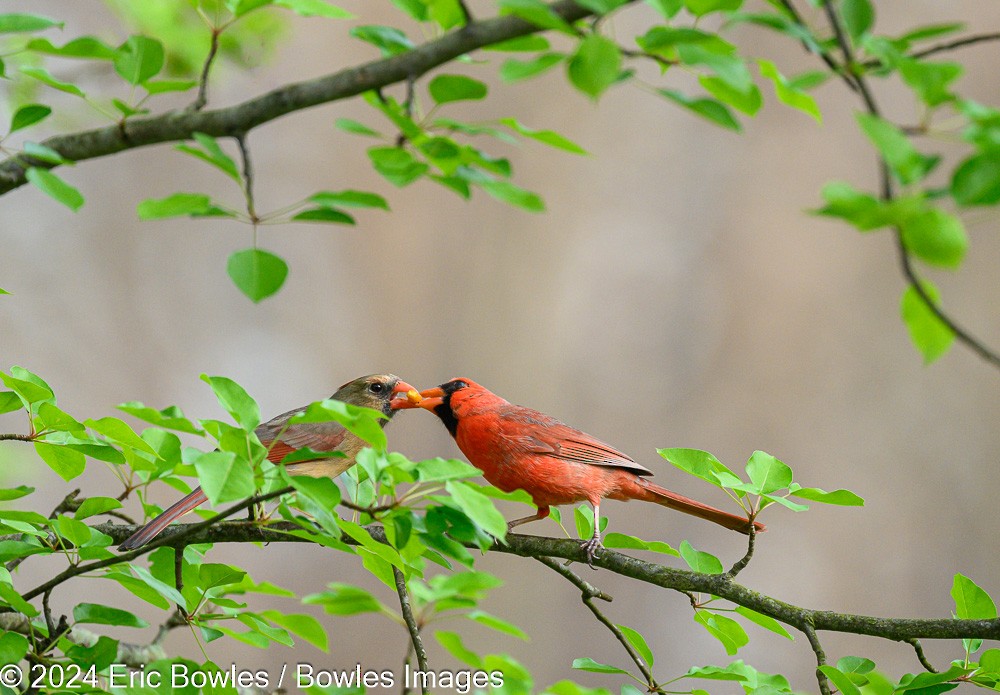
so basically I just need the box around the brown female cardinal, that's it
[393,378,763,562]
[118,374,417,551]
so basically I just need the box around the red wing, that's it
[501,409,653,476]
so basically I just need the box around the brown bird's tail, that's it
[629,478,765,535]
[118,487,209,551]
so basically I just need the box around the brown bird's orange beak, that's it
[390,385,445,411]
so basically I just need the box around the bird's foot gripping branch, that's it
[1,366,999,695]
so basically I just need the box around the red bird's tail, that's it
[118,487,209,551]
[628,478,765,535]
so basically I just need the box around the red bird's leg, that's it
[579,502,603,568]
[506,506,550,532]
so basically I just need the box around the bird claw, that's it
[580,537,602,569]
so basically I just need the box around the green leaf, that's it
[734,606,794,639]
[500,53,565,82]
[603,532,679,556]
[19,66,86,97]
[683,0,741,16]
[0,392,22,414]
[818,666,862,695]
[34,442,86,480]
[143,79,198,94]
[85,416,160,457]
[436,630,484,669]
[899,59,961,107]
[304,583,391,615]
[22,142,70,165]
[841,0,874,42]
[485,35,552,52]
[288,399,387,449]
[479,180,545,211]
[368,146,428,187]
[815,181,890,231]
[193,450,255,504]
[26,168,84,211]
[500,117,586,154]
[308,190,389,209]
[113,35,164,85]
[788,485,864,506]
[952,574,997,620]
[0,486,33,501]
[274,0,353,18]
[74,497,123,520]
[573,0,631,12]
[568,35,621,99]
[118,401,204,434]
[25,36,116,59]
[571,657,630,675]
[445,481,508,539]
[350,25,413,55]
[856,113,937,184]
[679,540,723,574]
[291,208,355,224]
[745,450,792,494]
[498,0,576,35]
[136,192,226,219]
[200,374,260,431]
[900,282,955,364]
[758,59,821,122]
[227,248,289,302]
[659,448,737,488]
[951,153,1000,206]
[0,13,63,33]
[467,610,529,640]
[259,610,329,650]
[73,602,148,628]
[9,104,51,133]
[429,74,488,104]
[699,76,761,116]
[0,631,29,666]
[658,89,740,131]
[617,624,654,667]
[899,208,967,269]
[176,133,241,182]
[694,611,749,654]
[334,118,382,137]
[416,457,481,482]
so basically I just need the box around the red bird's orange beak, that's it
[389,381,421,410]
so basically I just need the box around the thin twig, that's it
[536,556,660,690]
[6,490,83,572]
[0,433,33,442]
[909,32,1000,61]
[340,499,398,516]
[774,0,855,92]
[392,566,429,695]
[191,29,221,111]
[726,517,756,579]
[235,133,257,223]
[457,0,474,25]
[906,638,938,673]
[802,622,832,695]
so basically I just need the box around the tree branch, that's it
[73,523,1000,647]
[0,0,626,196]
[802,622,832,695]
[393,566,429,695]
[906,638,938,673]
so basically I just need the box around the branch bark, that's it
[0,0,626,196]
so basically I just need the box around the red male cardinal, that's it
[393,378,763,562]
[118,374,417,551]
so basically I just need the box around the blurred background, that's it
[2,0,1000,690]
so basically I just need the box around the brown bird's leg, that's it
[506,505,550,532]
[579,502,603,568]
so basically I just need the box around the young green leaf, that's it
[176,133,241,182]
[758,59,820,122]
[788,485,864,506]
[113,36,164,85]
[118,401,205,434]
[856,113,938,184]
[616,624,654,667]
[734,606,794,639]
[952,574,997,620]
[951,152,1000,206]
[500,53,565,83]
[745,450,792,494]
[498,0,577,35]
[34,442,86,480]
[900,282,955,364]
[143,79,198,94]
[679,540,723,574]
[26,168,84,211]
[350,25,413,55]
[818,666,862,695]
[683,0,741,16]
[468,610,529,640]
[659,448,737,488]
[815,181,890,231]
[658,89,740,131]
[0,14,63,33]
[9,104,51,133]
[898,59,961,107]
[840,0,874,43]
[603,532,679,556]
[436,630,485,669]
[193,450,255,504]
[568,35,621,99]
[445,481,508,539]
[500,117,587,154]
[308,190,389,209]
[227,249,289,302]
[693,611,749,654]
[290,208,355,224]
[334,118,382,137]
[136,193,215,219]
[200,374,261,431]
[571,657,630,675]
[19,66,86,97]
[899,208,967,269]
[25,36,116,59]
[479,180,545,212]
[259,610,329,650]
[429,74,488,104]
[699,76,762,116]
[368,146,428,187]
[303,583,390,615]
[73,603,148,628]
[0,631,29,667]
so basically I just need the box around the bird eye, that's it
[453,380,467,389]
[369,382,385,393]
